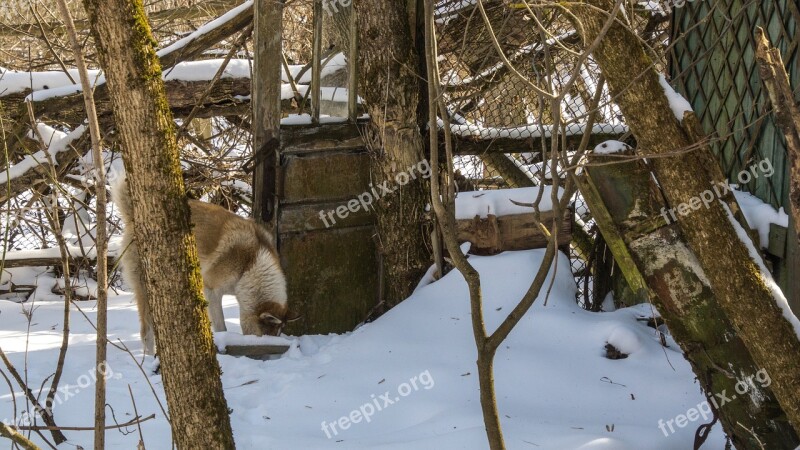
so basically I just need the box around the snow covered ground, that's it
[0,249,725,449]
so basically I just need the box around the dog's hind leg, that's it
[205,288,227,332]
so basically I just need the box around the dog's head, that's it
[241,302,299,336]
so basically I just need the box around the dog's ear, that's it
[259,312,282,324]
[284,309,302,323]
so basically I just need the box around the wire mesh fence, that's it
[437,0,651,308]
[671,0,799,210]
[454,152,601,309]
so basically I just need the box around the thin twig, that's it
[53,0,110,447]
[128,384,146,450]
[14,414,155,432]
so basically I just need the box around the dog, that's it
[112,177,289,355]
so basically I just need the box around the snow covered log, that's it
[456,210,572,255]
[4,78,294,141]
[453,187,572,255]
[0,76,295,207]
[445,126,626,156]
[1,0,253,162]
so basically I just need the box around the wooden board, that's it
[221,344,290,359]
[456,210,573,255]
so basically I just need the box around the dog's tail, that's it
[110,172,133,225]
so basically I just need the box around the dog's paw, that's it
[143,355,161,375]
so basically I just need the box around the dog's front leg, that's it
[205,288,227,332]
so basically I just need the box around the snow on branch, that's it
[157,0,254,58]
[0,124,85,183]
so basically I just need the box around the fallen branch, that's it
[755,27,800,247]
[1,0,254,163]
[0,79,299,208]
[13,414,156,431]
[0,0,242,37]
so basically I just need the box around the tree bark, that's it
[81,0,236,448]
[755,28,800,248]
[52,0,110,447]
[584,150,798,448]
[572,0,800,435]
[354,0,431,308]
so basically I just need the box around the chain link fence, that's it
[437,0,657,308]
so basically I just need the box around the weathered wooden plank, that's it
[280,202,374,233]
[456,210,573,255]
[280,122,367,154]
[768,223,788,258]
[783,215,800,315]
[0,283,36,302]
[281,150,372,204]
[279,226,380,335]
[448,132,627,155]
[221,344,290,358]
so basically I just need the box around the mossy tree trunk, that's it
[82,0,235,448]
[572,0,800,435]
[585,151,798,448]
[354,0,431,308]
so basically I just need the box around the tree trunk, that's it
[572,0,800,435]
[354,0,431,308]
[584,150,798,448]
[755,28,800,248]
[52,0,110,447]
[81,0,236,448]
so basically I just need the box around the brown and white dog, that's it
[112,177,289,355]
